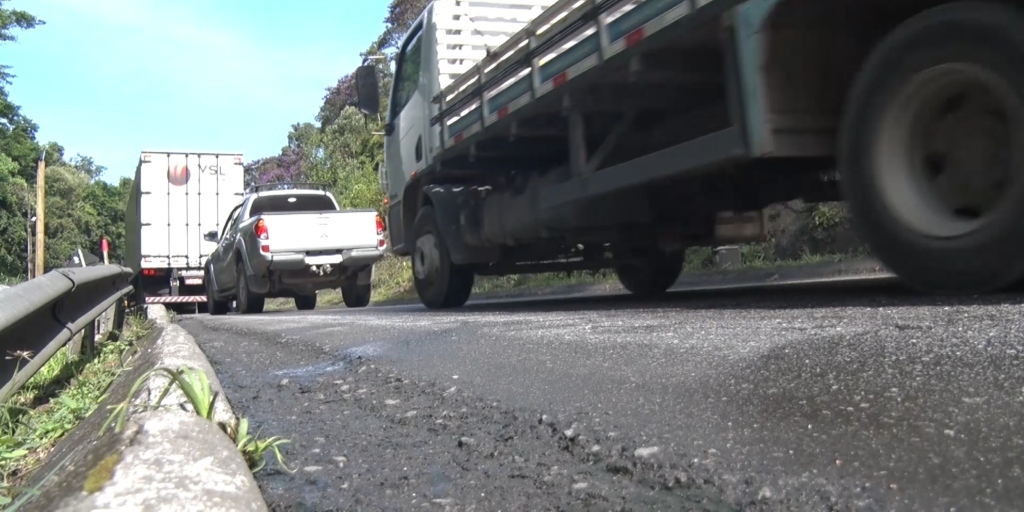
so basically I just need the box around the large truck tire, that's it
[614,248,684,296]
[411,205,474,309]
[839,1,1024,294]
[235,261,265,314]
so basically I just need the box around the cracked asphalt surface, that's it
[180,283,1024,511]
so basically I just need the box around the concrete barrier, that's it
[16,305,267,512]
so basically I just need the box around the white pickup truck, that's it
[203,183,386,314]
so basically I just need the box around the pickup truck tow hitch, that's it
[309,264,333,276]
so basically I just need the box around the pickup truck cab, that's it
[203,183,386,314]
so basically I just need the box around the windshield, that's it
[249,194,337,216]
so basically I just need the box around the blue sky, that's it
[2,0,388,183]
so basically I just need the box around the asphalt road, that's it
[181,282,1024,511]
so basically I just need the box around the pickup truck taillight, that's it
[376,215,386,249]
[254,219,269,240]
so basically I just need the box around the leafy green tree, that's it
[0,152,30,277]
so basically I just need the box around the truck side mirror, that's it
[355,64,380,116]
[204,230,219,242]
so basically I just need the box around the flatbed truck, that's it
[354,0,1024,308]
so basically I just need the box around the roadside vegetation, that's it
[0,5,130,285]
[101,365,294,474]
[0,313,152,506]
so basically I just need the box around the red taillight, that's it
[254,218,269,240]
[376,215,387,249]
[142,269,156,276]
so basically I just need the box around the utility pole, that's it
[26,206,33,279]
[34,149,46,277]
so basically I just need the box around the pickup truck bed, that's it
[204,184,386,314]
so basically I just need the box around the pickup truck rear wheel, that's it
[614,248,684,296]
[840,2,1024,293]
[235,261,265,314]
[294,294,317,311]
[412,205,474,309]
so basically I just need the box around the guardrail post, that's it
[82,318,96,356]
[109,299,126,342]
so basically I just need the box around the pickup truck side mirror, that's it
[203,230,219,242]
[355,64,380,116]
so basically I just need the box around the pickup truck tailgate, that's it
[263,210,379,253]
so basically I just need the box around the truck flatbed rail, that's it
[433,0,736,153]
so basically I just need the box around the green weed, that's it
[101,365,294,474]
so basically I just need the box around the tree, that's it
[70,153,106,180]
[0,152,29,277]
[0,1,42,88]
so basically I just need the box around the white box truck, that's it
[124,150,245,311]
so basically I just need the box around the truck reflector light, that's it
[255,218,269,240]
[260,245,270,253]
[375,215,385,236]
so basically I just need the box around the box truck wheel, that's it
[614,248,684,296]
[839,1,1024,294]
[235,261,265,314]
[295,294,318,311]
[412,205,474,309]
[205,267,230,315]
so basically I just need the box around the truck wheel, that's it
[614,248,684,296]
[411,205,474,309]
[206,267,229,315]
[294,294,317,311]
[840,2,1024,293]
[341,277,371,308]
[235,261,264,314]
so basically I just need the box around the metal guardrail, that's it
[0,266,135,403]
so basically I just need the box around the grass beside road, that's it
[264,241,865,312]
[0,313,153,506]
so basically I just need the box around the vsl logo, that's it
[168,163,191,186]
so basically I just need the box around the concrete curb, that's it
[18,305,267,512]
[371,257,893,307]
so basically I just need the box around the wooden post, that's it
[33,149,46,277]
[25,202,33,279]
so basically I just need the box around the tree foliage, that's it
[0,4,127,280]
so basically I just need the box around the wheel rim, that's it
[872,62,1024,239]
[413,233,441,282]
